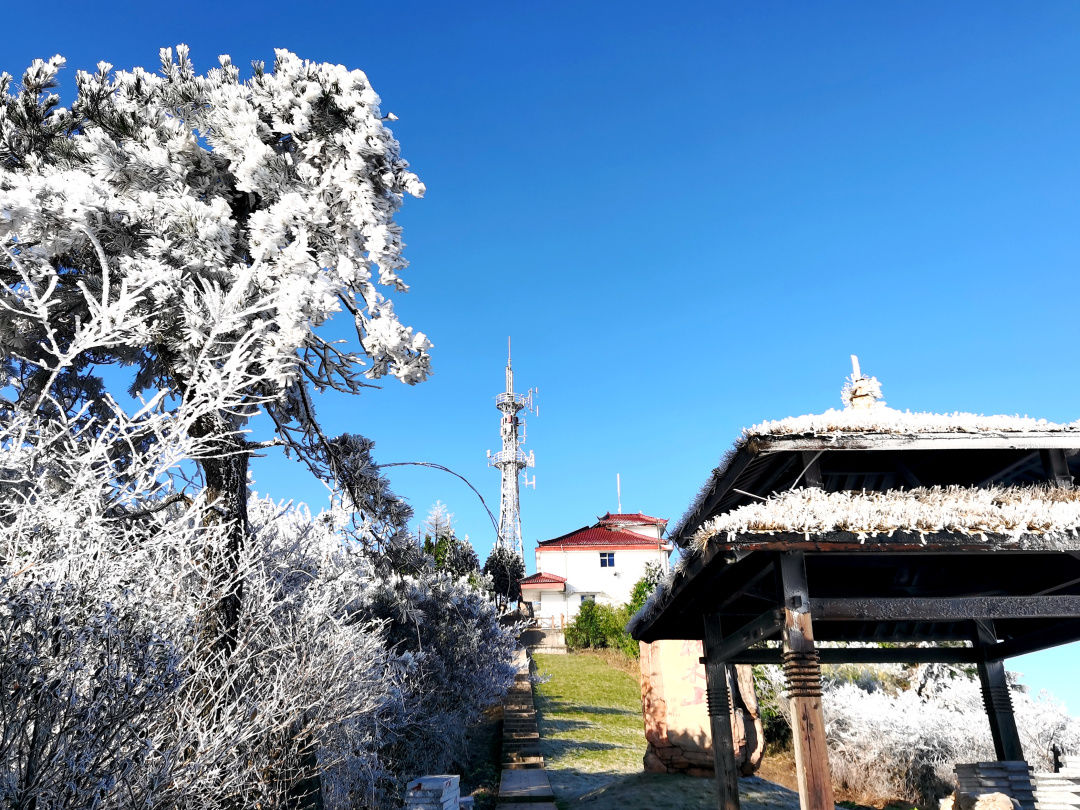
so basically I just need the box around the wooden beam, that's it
[809,595,1080,622]
[744,453,801,502]
[710,610,783,661]
[974,621,1024,761]
[989,618,1080,660]
[780,553,834,810]
[701,529,1074,553]
[896,460,922,487]
[1041,449,1074,488]
[702,613,741,810]
[798,452,824,489]
[978,451,1038,487]
[711,554,777,613]
[757,432,1080,453]
[727,645,979,665]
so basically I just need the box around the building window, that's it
[581,594,594,604]
[600,552,614,568]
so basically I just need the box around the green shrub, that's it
[565,600,638,658]
[627,561,664,617]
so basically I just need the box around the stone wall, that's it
[639,639,763,777]
[520,626,566,654]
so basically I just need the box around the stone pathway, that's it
[497,649,556,809]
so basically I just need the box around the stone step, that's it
[502,748,542,758]
[498,768,554,802]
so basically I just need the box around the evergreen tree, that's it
[442,535,481,579]
[0,48,430,663]
[627,560,665,615]
[0,47,430,809]
[483,546,524,610]
[422,500,455,542]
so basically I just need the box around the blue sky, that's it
[6,1,1080,710]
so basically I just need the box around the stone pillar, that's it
[639,639,763,778]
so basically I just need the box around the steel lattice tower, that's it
[487,339,535,558]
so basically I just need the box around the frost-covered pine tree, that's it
[484,545,525,610]
[0,46,431,658]
[0,46,455,809]
[423,500,455,541]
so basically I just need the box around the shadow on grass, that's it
[538,699,640,717]
[538,717,599,734]
[542,738,625,757]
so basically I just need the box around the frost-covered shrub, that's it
[159,497,400,810]
[757,661,1080,806]
[348,563,517,804]
[0,46,517,809]
[0,579,181,809]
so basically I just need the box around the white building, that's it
[520,512,672,626]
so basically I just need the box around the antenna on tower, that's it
[617,473,622,514]
[489,338,536,558]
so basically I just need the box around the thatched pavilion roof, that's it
[630,403,1080,645]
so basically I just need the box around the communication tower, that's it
[486,339,536,558]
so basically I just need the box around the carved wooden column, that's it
[779,552,834,810]
[975,620,1024,761]
[702,612,740,810]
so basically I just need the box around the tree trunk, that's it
[194,417,250,663]
[192,414,324,809]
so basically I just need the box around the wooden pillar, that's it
[975,620,1024,761]
[702,612,740,810]
[779,552,834,810]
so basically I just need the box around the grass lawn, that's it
[532,651,808,810]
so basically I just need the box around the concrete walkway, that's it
[497,649,556,809]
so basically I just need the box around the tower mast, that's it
[487,338,536,558]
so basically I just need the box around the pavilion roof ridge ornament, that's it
[841,354,884,411]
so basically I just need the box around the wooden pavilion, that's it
[628,373,1080,810]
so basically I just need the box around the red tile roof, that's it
[537,525,668,549]
[597,512,668,526]
[520,572,567,587]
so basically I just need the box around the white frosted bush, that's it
[759,662,1080,805]
[0,45,515,810]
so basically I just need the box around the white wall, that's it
[534,545,670,619]
[532,589,569,623]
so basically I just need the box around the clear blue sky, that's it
[6,1,1080,711]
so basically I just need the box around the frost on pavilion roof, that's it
[630,360,1080,645]
[744,406,1079,441]
[690,484,1080,552]
[668,360,1080,548]
[669,405,1080,546]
